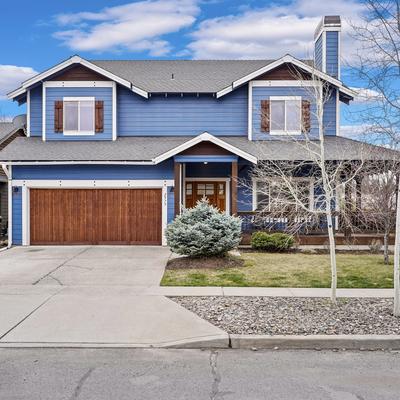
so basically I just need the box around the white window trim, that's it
[252,177,314,212]
[269,96,302,136]
[63,96,96,136]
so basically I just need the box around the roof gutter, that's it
[1,160,155,166]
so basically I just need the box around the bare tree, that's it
[358,159,399,264]
[244,71,365,303]
[349,0,400,148]
[350,0,400,315]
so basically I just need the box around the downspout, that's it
[1,164,12,248]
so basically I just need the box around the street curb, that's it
[0,335,230,349]
[229,334,400,350]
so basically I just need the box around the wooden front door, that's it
[30,189,162,245]
[185,181,226,211]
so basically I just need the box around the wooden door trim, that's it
[184,178,230,213]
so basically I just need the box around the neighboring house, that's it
[0,115,26,235]
[1,15,395,246]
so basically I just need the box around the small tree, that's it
[243,69,365,303]
[166,199,242,257]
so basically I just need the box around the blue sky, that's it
[0,0,368,135]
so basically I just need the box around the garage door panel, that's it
[30,189,162,245]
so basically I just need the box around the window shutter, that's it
[260,100,270,132]
[302,100,311,133]
[54,101,63,133]
[95,100,104,133]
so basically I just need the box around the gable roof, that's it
[8,55,354,101]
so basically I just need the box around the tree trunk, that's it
[326,202,337,303]
[384,231,390,265]
[394,177,400,317]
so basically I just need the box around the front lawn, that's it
[161,252,394,288]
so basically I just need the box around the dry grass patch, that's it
[161,252,393,288]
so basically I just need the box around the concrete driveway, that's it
[0,246,226,347]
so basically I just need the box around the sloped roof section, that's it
[0,135,397,163]
[91,59,279,93]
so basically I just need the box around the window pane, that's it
[64,101,79,131]
[297,181,310,209]
[286,100,301,131]
[80,101,94,132]
[256,181,269,209]
[205,184,214,195]
[197,184,206,195]
[270,100,285,131]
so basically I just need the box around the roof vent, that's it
[171,73,175,80]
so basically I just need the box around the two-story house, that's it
[1,15,391,246]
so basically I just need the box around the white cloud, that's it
[350,87,384,103]
[53,0,200,56]
[0,65,38,99]
[187,0,364,59]
[339,124,375,140]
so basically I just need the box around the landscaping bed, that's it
[171,296,400,335]
[161,252,394,288]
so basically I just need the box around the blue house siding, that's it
[314,34,323,71]
[323,89,337,136]
[167,187,174,223]
[252,87,319,140]
[238,163,253,212]
[12,187,22,245]
[45,87,113,141]
[117,85,248,136]
[12,162,174,180]
[29,86,42,137]
[326,31,339,78]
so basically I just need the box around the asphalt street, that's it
[0,348,399,399]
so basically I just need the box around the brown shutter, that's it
[260,100,270,132]
[302,100,311,133]
[54,101,63,133]
[95,100,104,133]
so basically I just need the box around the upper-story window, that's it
[63,97,95,135]
[260,96,310,135]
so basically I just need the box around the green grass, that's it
[160,252,394,288]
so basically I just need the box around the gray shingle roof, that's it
[0,115,26,142]
[91,60,312,93]
[0,135,397,163]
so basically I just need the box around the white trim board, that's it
[12,179,174,188]
[216,55,355,99]
[26,90,31,137]
[250,80,321,87]
[44,81,114,88]
[7,55,148,100]
[154,132,257,164]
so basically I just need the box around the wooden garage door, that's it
[30,189,162,245]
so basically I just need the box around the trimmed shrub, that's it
[251,232,294,252]
[166,199,242,257]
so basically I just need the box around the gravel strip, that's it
[171,297,400,335]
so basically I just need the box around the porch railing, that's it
[237,211,396,235]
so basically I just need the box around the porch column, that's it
[231,161,238,215]
[174,161,181,217]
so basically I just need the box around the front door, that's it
[185,181,226,211]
